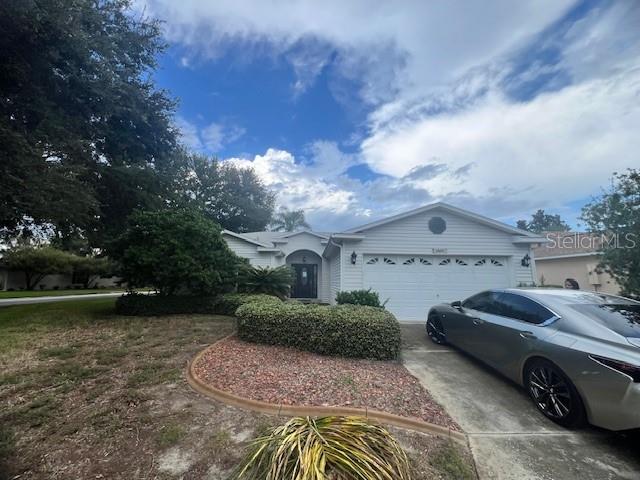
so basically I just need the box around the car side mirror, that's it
[451,300,462,310]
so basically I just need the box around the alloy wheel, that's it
[426,315,446,344]
[528,366,572,419]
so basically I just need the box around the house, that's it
[0,267,119,291]
[534,232,621,294]
[224,202,545,321]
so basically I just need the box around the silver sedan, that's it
[426,288,640,430]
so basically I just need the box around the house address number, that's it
[432,248,448,254]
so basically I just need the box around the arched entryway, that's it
[286,250,322,299]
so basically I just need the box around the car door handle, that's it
[519,331,537,340]
[472,318,484,326]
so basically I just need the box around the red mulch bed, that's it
[192,337,460,431]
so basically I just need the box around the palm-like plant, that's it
[238,265,294,299]
[271,207,311,232]
[232,416,412,480]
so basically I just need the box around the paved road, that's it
[401,323,640,480]
[0,292,124,307]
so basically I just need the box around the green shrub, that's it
[215,293,282,316]
[236,302,401,360]
[109,209,241,296]
[336,288,385,307]
[115,293,220,316]
[237,265,293,299]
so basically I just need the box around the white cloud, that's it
[225,147,361,218]
[140,0,574,104]
[149,0,640,228]
[175,115,202,151]
[175,117,245,153]
[362,69,640,206]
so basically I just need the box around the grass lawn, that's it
[0,288,126,299]
[0,300,475,480]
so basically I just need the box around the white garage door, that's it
[363,255,511,321]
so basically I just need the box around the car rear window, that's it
[571,304,640,337]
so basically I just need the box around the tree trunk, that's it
[25,273,46,290]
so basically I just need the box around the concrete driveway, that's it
[401,323,640,480]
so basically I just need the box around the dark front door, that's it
[291,263,318,298]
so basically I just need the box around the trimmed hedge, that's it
[115,292,281,316]
[336,288,384,307]
[214,293,282,315]
[236,302,401,360]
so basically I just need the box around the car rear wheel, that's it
[426,313,447,345]
[525,358,586,428]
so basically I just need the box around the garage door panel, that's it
[363,255,510,321]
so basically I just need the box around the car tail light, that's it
[590,355,640,382]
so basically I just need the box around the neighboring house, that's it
[0,263,119,291]
[534,232,621,295]
[224,202,544,321]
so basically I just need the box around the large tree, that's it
[173,153,275,233]
[516,209,570,234]
[0,0,178,243]
[581,169,640,298]
[109,209,241,295]
[1,247,74,290]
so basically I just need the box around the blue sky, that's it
[142,0,640,231]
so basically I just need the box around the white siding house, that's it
[224,202,544,321]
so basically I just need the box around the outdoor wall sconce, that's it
[521,253,531,267]
[350,251,357,264]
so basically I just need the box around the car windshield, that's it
[571,304,640,337]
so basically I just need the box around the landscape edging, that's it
[186,339,467,445]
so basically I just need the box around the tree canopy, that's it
[0,0,276,248]
[581,169,640,298]
[1,247,74,290]
[516,210,570,234]
[109,209,241,295]
[173,153,275,233]
[271,208,311,232]
[0,0,178,242]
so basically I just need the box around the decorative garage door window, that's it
[365,255,505,266]
[402,257,434,265]
[473,258,504,266]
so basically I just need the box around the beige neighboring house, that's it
[534,232,621,294]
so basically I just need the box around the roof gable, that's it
[343,202,537,238]
[222,230,272,248]
[278,230,329,240]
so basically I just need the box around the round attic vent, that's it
[428,216,446,234]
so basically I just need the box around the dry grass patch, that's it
[0,299,475,480]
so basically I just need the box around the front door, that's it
[291,263,317,298]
